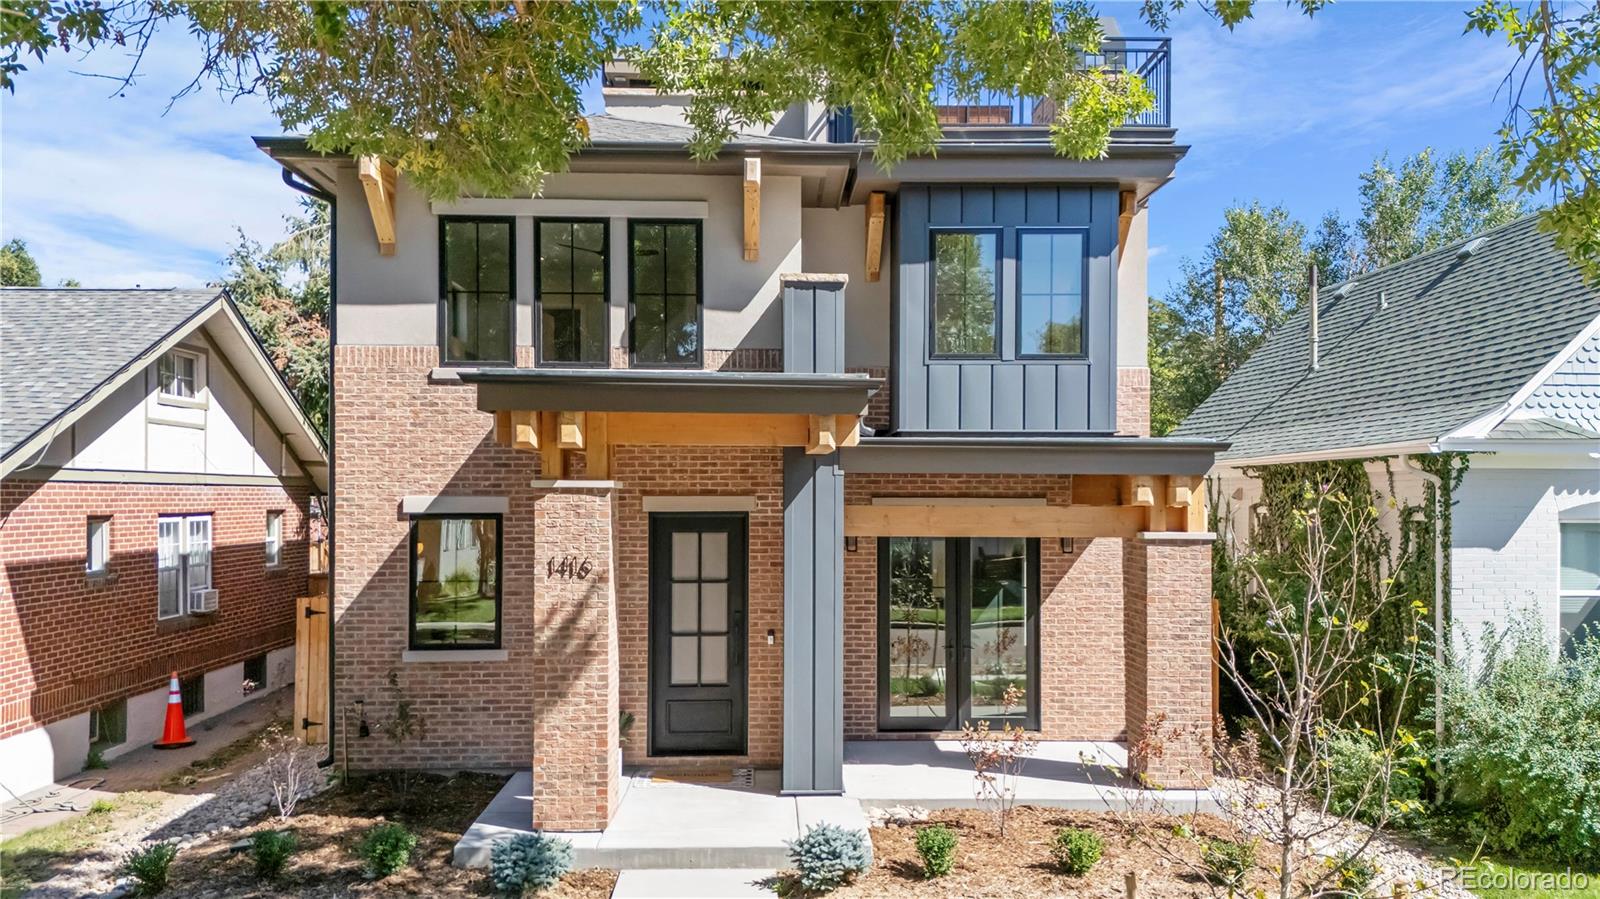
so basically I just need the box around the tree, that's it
[1469,0,1600,282]
[1354,147,1530,270]
[0,1,1323,201]
[216,199,329,435]
[0,238,42,286]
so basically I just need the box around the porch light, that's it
[844,536,859,553]
[1059,538,1075,554]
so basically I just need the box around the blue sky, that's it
[0,1,1517,298]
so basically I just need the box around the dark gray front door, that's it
[649,513,747,755]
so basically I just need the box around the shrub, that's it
[250,830,297,881]
[1440,619,1600,867]
[786,823,871,893]
[490,831,574,894]
[120,842,178,896]
[1049,827,1102,876]
[88,798,116,815]
[357,823,417,879]
[1323,729,1424,826]
[86,745,108,769]
[1201,838,1256,894]
[913,825,956,879]
[1330,851,1378,897]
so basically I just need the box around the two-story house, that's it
[259,37,1225,831]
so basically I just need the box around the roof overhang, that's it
[1212,439,1437,470]
[840,435,1225,476]
[460,368,881,416]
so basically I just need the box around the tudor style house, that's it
[260,37,1226,831]
[0,288,327,798]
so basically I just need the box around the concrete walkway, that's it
[612,868,777,898]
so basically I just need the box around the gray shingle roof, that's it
[0,288,221,462]
[584,114,811,146]
[1173,215,1600,461]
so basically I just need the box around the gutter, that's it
[281,167,339,770]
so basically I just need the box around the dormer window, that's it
[157,349,201,401]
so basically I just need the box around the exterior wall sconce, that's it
[844,536,859,552]
[1059,537,1075,554]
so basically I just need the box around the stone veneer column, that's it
[531,485,620,830]
[1123,532,1214,787]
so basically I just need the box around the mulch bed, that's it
[162,771,616,898]
[829,806,1293,898]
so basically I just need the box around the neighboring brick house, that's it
[0,288,328,797]
[261,39,1226,832]
[1177,216,1600,660]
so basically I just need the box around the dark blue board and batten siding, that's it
[893,184,1120,434]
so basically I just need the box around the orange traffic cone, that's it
[153,671,195,749]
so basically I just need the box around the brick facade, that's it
[0,478,309,740]
[1117,366,1152,437]
[1123,536,1213,786]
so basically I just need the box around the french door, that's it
[877,537,1040,731]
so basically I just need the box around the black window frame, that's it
[1015,226,1091,360]
[927,227,1004,360]
[875,536,1041,732]
[406,512,505,651]
[438,215,518,368]
[534,217,611,368]
[627,219,705,369]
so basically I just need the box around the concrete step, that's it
[613,868,778,898]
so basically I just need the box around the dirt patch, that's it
[160,771,615,898]
[827,807,1296,899]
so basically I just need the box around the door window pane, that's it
[671,583,700,632]
[630,221,701,366]
[671,532,699,579]
[670,636,699,685]
[931,232,998,356]
[538,220,608,365]
[410,516,501,648]
[700,583,729,632]
[969,537,1030,720]
[700,532,728,580]
[886,537,948,719]
[1019,231,1085,355]
[700,635,728,684]
[442,218,514,363]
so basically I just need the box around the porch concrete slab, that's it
[613,868,778,898]
[842,740,1218,815]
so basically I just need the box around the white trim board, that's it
[1446,309,1600,441]
[431,198,710,219]
[400,495,511,516]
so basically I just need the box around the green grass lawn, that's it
[1459,856,1600,898]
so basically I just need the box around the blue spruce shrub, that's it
[490,832,574,894]
[786,823,872,892]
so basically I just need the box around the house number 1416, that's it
[548,556,594,579]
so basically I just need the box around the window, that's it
[265,511,283,568]
[537,219,609,366]
[86,517,110,575]
[1018,230,1087,356]
[180,674,205,717]
[440,217,515,364]
[930,231,1000,356]
[157,514,212,619]
[156,349,201,401]
[243,653,268,692]
[409,515,502,649]
[1559,521,1600,657]
[629,221,702,367]
[89,699,127,748]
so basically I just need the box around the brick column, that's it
[1123,532,1214,787]
[531,485,620,830]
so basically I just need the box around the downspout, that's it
[281,167,339,769]
[1402,455,1445,750]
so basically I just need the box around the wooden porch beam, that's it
[844,503,1147,539]
[584,412,610,479]
[511,410,539,452]
[1116,188,1137,264]
[743,157,761,262]
[357,155,398,257]
[865,192,886,282]
[607,412,811,447]
[807,414,838,455]
[538,411,563,479]
[494,411,513,447]
[558,411,586,450]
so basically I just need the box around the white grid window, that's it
[158,514,213,619]
[1559,521,1600,657]
[86,517,110,574]
[157,350,200,400]
[265,511,283,568]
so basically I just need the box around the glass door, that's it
[877,537,1040,731]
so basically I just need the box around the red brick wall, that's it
[0,478,308,739]
[1124,536,1213,785]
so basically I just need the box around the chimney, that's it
[1309,262,1320,371]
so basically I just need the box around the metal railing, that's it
[828,37,1171,139]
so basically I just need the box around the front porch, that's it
[454,741,1217,870]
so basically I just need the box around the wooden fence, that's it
[294,593,329,747]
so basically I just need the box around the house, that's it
[0,288,328,798]
[258,37,1226,833]
[1176,216,1600,658]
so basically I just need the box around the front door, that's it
[649,513,748,755]
[878,537,1040,731]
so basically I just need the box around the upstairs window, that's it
[537,219,609,366]
[1018,230,1086,356]
[629,221,702,367]
[87,517,110,575]
[931,231,999,357]
[440,217,514,365]
[158,514,212,619]
[1560,521,1600,657]
[157,349,201,401]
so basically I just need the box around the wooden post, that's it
[865,192,886,282]
[743,157,761,261]
[585,412,610,479]
[539,411,563,479]
[357,155,397,256]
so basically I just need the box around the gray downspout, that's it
[1402,455,1445,751]
[281,167,338,768]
